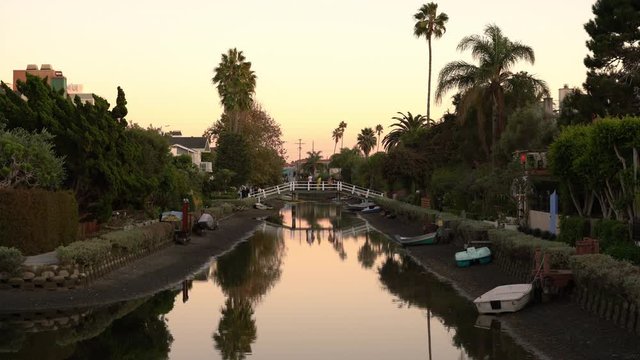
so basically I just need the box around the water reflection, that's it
[0,202,537,360]
[211,229,285,359]
[0,290,177,360]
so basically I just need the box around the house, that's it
[170,136,213,172]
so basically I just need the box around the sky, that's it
[1,0,597,161]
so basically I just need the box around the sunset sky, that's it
[1,0,596,161]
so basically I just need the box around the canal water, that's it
[0,203,536,360]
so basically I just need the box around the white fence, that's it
[249,181,385,202]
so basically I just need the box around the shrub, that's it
[594,219,629,250]
[488,228,574,267]
[605,243,640,266]
[0,247,24,274]
[570,254,640,301]
[532,228,542,238]
[0,188,78,255]
[558,216,589,246]
[540,231,552,240]
[57,238,112,266]
[101,223,172,253]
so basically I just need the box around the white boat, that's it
[346,200,375,211]
[254,203,273,210]
[473,284,532,314]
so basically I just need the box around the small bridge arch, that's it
[248,181,385,202]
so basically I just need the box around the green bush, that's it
[0,188,78,255]
[570,254,640,301]
[605,243,640,266]
[558,216,589,246]
[57,238,112,266]
[488,228,574,267]
[0,247,24,274]
[594,219,629,250]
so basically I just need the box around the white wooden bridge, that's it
[248,181,385,202]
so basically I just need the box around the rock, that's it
[41,271,55,279]
[22,272,36,281]
[8,278,24,287]
[52,275,66,283]
[32,277,46,286]
[69,274,78,281]
[57,270,70,278]
[0,272,10,281]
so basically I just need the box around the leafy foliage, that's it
[356,127,376,158]
[0,246,24,274]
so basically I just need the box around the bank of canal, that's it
[1,202,536,359]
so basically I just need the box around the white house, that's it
[170,136,213,172]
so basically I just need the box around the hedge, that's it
[558,216,589,246]
[594,219,630,250]
[570,254,640,302]
[0,246,25,275]
[605,243,640,266]
[0,188,78,255]
[57,222,172,267]
[488,229,574,268]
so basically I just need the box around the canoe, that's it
[254,203,274,210]
[393,231,438,246]
[455,246,491,267]
[473,284,532,314]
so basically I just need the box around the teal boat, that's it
[455,247,491,267]
[393,231,437,246]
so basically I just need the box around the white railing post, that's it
[366,189,370,198]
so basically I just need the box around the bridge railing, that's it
[248,181,385,201]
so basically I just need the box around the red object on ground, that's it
[181,199,189,232]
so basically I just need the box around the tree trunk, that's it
[427,37,432,124]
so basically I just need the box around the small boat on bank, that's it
[473,284,533,314]
[361,205,382,214]
[393,231,438,246]
[254,203,274,210]
[455,246,491,267]
[346,200,375,211]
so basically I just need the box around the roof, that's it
[171,136,208,150]
[170,144,196,153]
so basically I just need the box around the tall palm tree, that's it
[436,24,548,157]
[382,112,427,150]
[332,128,341,155]
[414,3,449,124]
[375,124,384,152]
[338,121,347,149]
[357,127,376,158]
[212,48,257,132]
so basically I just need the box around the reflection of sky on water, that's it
[0,204,535,360]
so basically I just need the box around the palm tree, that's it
[338,121,347,149]
[375,124,384,152]
[304,150,323,177]
[382,112,427,150]
[212,48,257,131]
[357,128,376,158]
[436,24,549,157]
[332,128,341,155]
[414,3,449,124]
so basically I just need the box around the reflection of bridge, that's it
[261,221,372,239]
[249,181,385,202]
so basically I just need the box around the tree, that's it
[583,0,640,117]
[436,24,548,157]
[111,86,128,127]
[332,128,341,155]
[304,150,323,177]
[414,2,449,123]
[216,131,252,186]
[0,127,65,189]
[338,121,347,149]
[375,124,383,152]
[212,48,257,132]
[357,127,376,158]
[382,112,427,150]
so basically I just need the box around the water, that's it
[0,203,536,360]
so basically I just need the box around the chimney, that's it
[26,64,38,70]
[41,64,53,71]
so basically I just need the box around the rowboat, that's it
[346,200,375,211]
[393,231,438,246]
[361,205,382,214]
[473,284,532,314]
[455,246,491,267]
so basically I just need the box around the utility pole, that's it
[295,138,305,180]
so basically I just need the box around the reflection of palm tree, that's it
[357,234,377,269]
[213,298,257,360]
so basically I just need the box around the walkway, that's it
[249,181,385,201]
